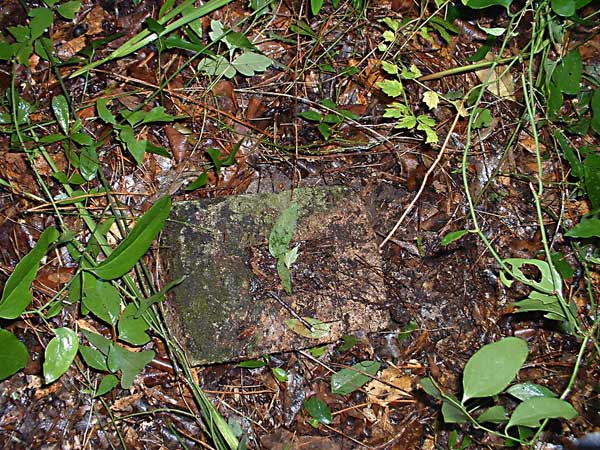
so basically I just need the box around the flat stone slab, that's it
[161,186,389,365]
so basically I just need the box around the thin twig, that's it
[379,110,462,249]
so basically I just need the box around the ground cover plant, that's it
[0,0,598,448]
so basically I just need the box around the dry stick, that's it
[379,110,462,250]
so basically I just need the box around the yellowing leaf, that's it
[423,91,440,109]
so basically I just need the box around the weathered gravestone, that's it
[161,186,389,365]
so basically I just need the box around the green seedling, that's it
[421,337,576,445]
[304,396,332,428]
[197,19,272,79]
[268,201,300,295]
[298,98,359,140]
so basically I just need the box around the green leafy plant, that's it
[269,201,300,295]
[298,99,359,140]
[197,19,272,79]
[421,338,577,445]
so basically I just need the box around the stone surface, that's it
[161,186,389,365]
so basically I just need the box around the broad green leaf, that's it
[29,7,54,40]
[82,329,112,355]
[506,383,557,401]
[285,317,330,339]
[463,0,512,9]
[462,337,528,401]
[512,294,566,321]
[381,61,398,75]
[198,55,236,78]
[419,377,442,400]
[123,106,176,127]
[269,201,298,258]
[553,50,582,95]
[377,79,403,97]
[43,327,79,384]
[272,367,288,382]
[232,52,272,77]
[304,397,332,425]
[506,397,577,429]
[397,115,417,129]
[95,374,119,397]
[107,343,155,389]
[318,123,332,140]
[441,230,470,246]
[0,227,59,319]
[478,405,508,423]
[118,303,151,345]
[299,110,322,122]
[52,95,69,134]
[96,98,116,125]
[331,361,380,395]
[417,121,439,144]
[118,124,147,164]
[0,329,28,380]
[82,273,121,326]
[551,0,575,16]
[277,259,293,294]
[565,217,600,238]
[551,252,575,280]
[472,108,493,129]
[500,258,562,294]
[57,1,81,19]
[311,0,324,15]
[79,345,109,371]
[583,153,600,208]
[92,196,172,280]
[226,32,254,50]
[442,399,469,423]
[72,131,94,146]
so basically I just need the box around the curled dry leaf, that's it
[165,126,188,164]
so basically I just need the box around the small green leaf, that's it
[284,317,330,339]
[423,91,439,109]
[198,55,236,78]
[283,245,300,268]
[239,358,267,368]
[463,0,512,9]
[377,79,403,97]
[506,397,577,429]
[96,98,116,125]
[419,377,442,400]
[318,123,332,140]
[123,106,176,127]
[565,216,600,238]
[57,1,81,20]
[299,110,322,121]
[441,230,470,246]
[185,171,209,191]
[397,320,418,341]
[107,344,154,389]
[95,374,119,397]
[272,367,288,382]
[308,345,327,357]
[337,335,358,352]
[551,0,575,16]
[0,227,59,319]
[81,329,112,355]
[462,337,528,401]
[232,52,272,77]
[135,277,183,318]
[92,196,172,280]
[269,201,298,258]
[277,258,293,294]
[396,115,417,129]
[0,329,29,380]
[442,398,469,423]
[310,0,324,15]
[29,7,54,40]
[82,273,121,326]
[583,154,600,208]
[381,61,398,75]
[117,125,147,164]
[331,361,380,395]
[478,405,508,423]
[591,89,600,134]
[79,345,109,371]
[118,303,151,345]
[506,383,557,401]
[472,108,493,129]
[80,146,98,181]
[52,95,70,134]
[553,50,582,95]
[43,327,79,384]
[383,102,410,118]
[304,397,332,425]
